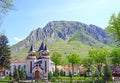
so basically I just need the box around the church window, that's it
[30,61,32,73]
[45,61,47,73]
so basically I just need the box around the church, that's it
[5,42,55,79]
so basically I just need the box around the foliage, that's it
[19,67,26,80]
[13,67,19,81]
[0,35,11,69]
[53,68,59,77]
[48,71,53,80]
[89,48,110,76]
[89,49,110,64]
[106,12,120,46]
[67,53,80,76]
[51,52,62,69]
[82,57,92,68]
[0,0,14,15]
[9,71,12,80]
[68,71,72,78]
[103,61,112,82]
[60,69,64,76]
[0,0,14,25]
[110,48,120,65]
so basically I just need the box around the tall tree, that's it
[67,53,80,76]
[19,67,26,80]
[13,67,19,81]
[103,58,112,83]
[89,49,110,76]
[51,52,62,70]
[106,12,120,46]
[110,48,120,66]
[0,35,11,69]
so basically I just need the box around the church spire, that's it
[38,41,49,57]
[28,45,35,53]
[38,41,45,52]
[28,45,36,59]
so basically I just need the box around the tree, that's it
[82,57,92,68]
[51,52,62,70]
[48,71,53,80]
[67,53,80,76]
[0,35,11,69]
[13,67,19,81]
[9,71,12,80]
[110,48,120,66]
[89,49,110,76]
[53,68,59,77]
[106,12,120,46]
[60,69,64,76]
[103,60,112,83]
[0,0,14,20]
[82,57,93,77]
[19,67,26,80]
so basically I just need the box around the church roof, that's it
[38,41,49,52]
[44,44,47,50]
[10,58,26,63]
[38,42,45,52]
[28,45,35,53]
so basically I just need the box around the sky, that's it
[1,0,120,45]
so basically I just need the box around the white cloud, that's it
[14,37,23,42]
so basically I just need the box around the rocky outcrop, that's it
[11,21,113,56]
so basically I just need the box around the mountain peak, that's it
[11,21,113,57]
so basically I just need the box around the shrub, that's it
[53,68,59,77]
[48,71,53,80]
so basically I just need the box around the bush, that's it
[68,71,72,78]
[51,77,57,82]
[60,69,64,76]
[5,75,10,80]
[53,68,59,77]
[48,71,53,80]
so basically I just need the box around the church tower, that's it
[27,45,36,78]
[38,42,50,79]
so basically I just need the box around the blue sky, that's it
[1,0,120,45]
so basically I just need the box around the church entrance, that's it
[35,71,40,78]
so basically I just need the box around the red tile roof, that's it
[10,58,27,63]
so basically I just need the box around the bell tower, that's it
[27,45,36,78]
[38,42,50,79]
[38,42,49,58]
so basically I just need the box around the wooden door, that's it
[35,71,40,78]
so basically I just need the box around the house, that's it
[5,42,55,79]
[57,64,87,76]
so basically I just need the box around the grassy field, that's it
[11,37,111,60]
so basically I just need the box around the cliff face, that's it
[11,21,113,57]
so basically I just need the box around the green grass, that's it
[11,36,112,60]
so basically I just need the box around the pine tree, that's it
[19,67,26,80]
[0,35,11,69]
[53,68,59,77]
[13,67,20,81]
[103,60,112,82]
[48,71,53,80]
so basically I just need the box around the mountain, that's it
[11,21,113,58]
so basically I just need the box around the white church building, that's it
[5,42,55,79]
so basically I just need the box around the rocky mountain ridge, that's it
[11,21,113,57]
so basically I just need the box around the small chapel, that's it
[5,42,55,79]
